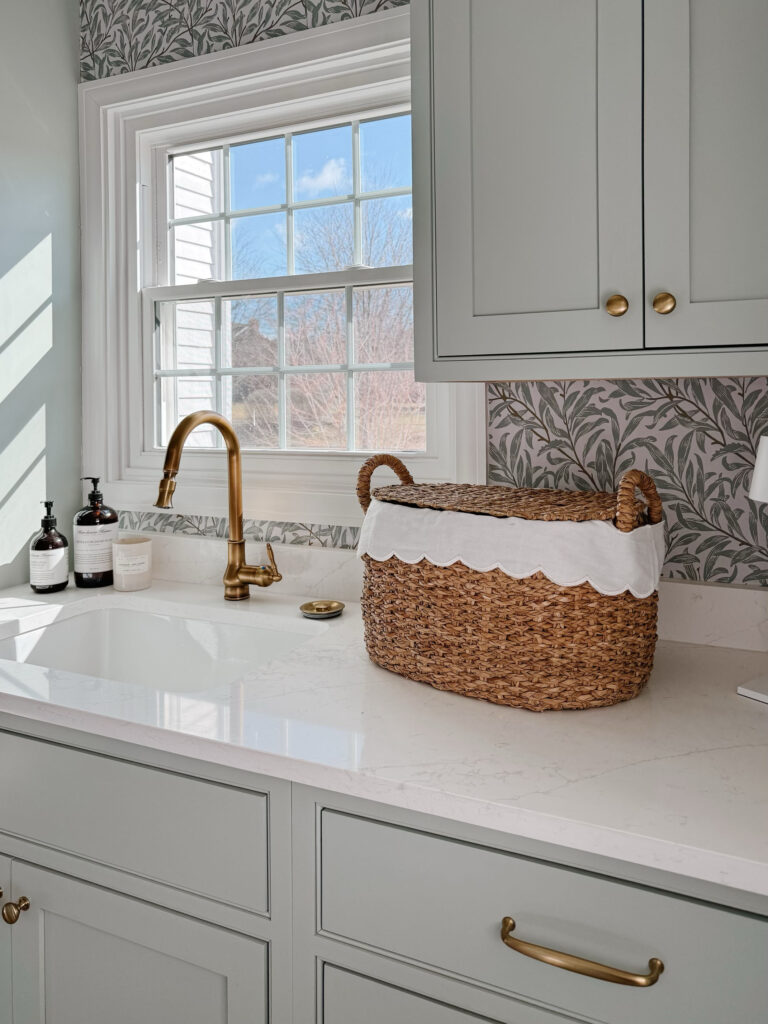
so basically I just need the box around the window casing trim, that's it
[79,9,485,525]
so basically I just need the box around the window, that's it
[80,11,484,522]
[155,113,424,454]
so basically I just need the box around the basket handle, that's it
[357,454,414,513]
[616,469,663,532]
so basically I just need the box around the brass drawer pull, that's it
[500,917,664,987]
[2,896,30,925]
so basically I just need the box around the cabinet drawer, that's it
[0,733,269,913]
[320,811,768,1024]
[322,965,578,1024]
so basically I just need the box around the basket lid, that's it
[357,455,662,533]
[372,482,627,523]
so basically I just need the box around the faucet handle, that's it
[265,543,282,583]
[237,542,282,588]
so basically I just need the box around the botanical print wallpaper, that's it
[80,0,409,80]
[488,378,768,587]
[119,509,359,548]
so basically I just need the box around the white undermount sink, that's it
[0,606,315,692]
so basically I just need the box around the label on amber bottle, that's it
[30,548,68,586]
[74,523,118,573]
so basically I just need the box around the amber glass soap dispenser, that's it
[29,500,69,593]
[74,476,118,588]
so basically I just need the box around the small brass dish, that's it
[300,599,345,620]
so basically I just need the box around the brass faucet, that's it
[155,410,282,601]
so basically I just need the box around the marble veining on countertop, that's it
[0,580,766,895]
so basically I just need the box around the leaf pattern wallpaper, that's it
[119,509,360,548]
[81,3,768,587]
[488,378,768,587]
[80,0,409,80]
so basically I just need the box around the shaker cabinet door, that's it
[413,0,643,372]
[0,856,10,1024]
[9,863,268,1024]
[644,0,768,348]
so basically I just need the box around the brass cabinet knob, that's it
[652,291,676,314]
[2,896,30,925]
[605,294,629,317]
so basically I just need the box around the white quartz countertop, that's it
[0,580,766,896]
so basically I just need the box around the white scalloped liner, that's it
[358,499,666,599]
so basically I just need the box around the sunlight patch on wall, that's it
[0,235,53,404]
[0,235,52,341]
[0,303,53,406]
[0,406,47,568]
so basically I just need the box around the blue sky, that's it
[229,114,412,212]
[176,115,413,280]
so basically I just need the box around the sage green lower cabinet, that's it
[293,786,768,1024]
[8,862,268,1024]
[322,965,581,1024]
[0,729,292,1024]
[2,728,767,1024]
[0,855,11,1024]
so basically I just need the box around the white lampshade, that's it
[749,435,768,503]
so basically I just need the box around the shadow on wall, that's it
[487,378,768,587]
[0,235,53,582]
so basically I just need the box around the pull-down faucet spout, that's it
[155,410,282,600]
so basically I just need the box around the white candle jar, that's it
[112,536,152,592]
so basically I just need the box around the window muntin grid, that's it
[167,114,413,285]
[154,283,422,452]
[156,113,422,453]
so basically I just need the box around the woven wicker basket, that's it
[357,454,664,712]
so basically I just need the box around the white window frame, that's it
[79,9,485,525]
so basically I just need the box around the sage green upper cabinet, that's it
[644,0,768,349]
[412,0,768,381]
[413,0,644,366]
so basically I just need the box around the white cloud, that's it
[296,158,349,198]
[253,172,278,186]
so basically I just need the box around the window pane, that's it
[293,125,352,200]
[285,291,346,366]
[361,196,413,268]
[228,374,280,449]
[158,376,217,447]
[360,115,412,192]
[288,372,346,448]
[223,297,278,368]
[156,300,215,371]
[353,285,413,364]
[294,204,353,273]
[355,371,426,452]
[172,221,223,284]
[230,137,285,211]
[232,213,287,278]
[172,149,223,219]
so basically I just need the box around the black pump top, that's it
[81,476,103,503]
[41,500,57,529]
